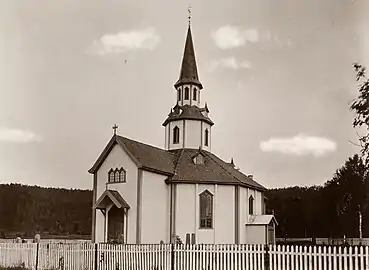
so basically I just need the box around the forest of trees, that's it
[0,184,92,239]
[266,154,369,238]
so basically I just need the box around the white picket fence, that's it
[1,243,369,270]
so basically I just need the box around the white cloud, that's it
[87,28,160,55]
[212,26,259,49]
[260,134,337,157]
[208,57,251,71]
[0,127,43,143]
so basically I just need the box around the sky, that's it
[0,0,368,190]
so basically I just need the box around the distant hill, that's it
[0,183,92,239]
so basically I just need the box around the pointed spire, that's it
[231,158,234,167]
[174,22,203,89]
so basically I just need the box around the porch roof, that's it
[93,189,130,210]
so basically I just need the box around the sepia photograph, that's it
[0,0,368,269]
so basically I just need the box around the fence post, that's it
[35,243,40,270]
[264,244,270,270]
[171,243,175,270]
[94,243,98,270]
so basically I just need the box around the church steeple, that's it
[174,25,203,90]
[163,18,213,152]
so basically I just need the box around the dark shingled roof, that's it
[89,135,266,191]
[162,104,214,126]
[174,26,203,89]
[93,189,130,209]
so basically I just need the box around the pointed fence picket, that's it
[1,242,369,270]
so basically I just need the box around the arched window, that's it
[119,169,126,183]
[173,126,180,144]
[199,190,213,228]
[177,89,181,102]
[193,88,197,101]
[109,170,115,183]
[249,195,254,215]
[115,171,120,182]
[108,167,126,183]
[204,129,209,146]
[184,87,189,100]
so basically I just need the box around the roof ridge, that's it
[201,151,243,184]
[117,135,171,154]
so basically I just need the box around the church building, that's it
[89,22,277,245]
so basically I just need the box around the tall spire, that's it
[174,13,203,89]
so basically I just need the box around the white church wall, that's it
[213,185,235,244]
[175,184,196,243]
[167,120,184,150]
[95,210,105,243]
[239,186,247,244]
[184,120,201,149]
[245,225,266,245]
[96,144,138,244]
[141,171,169,244]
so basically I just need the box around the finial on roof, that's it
[231,158,234,166]
[205,102,209,112]
[198,145,202,152]
[188,4,192,26]
[112,124,119,135]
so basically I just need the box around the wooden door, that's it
[107,206,125,243]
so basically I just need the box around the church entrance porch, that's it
[93,189,130,243]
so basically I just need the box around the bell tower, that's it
[163,19,214,151]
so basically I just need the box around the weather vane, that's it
[112,124,119,135]
[188,4,192,25]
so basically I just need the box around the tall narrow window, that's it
[249,195,254,215]
[199,190,213,229]
[184,87,189,100]
[109,170,115,183]
[173,126,180,144]
[204,129,209,146]
[177,89,181,102]
[119,169,126,183]
[115,171,120,182]
[193,88,197,101]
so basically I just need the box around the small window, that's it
[204,129,209,146]
[177,89,181,102]
[184,87,189,100]
[115,171,120,182]
[249,195,254,215]
[194,154,204,164]
[173,126,180,144]
[109,170,115,183]
[193,88,197,101]
[199,190,213,229]
[108,168,126,183]
[119,169,126,183]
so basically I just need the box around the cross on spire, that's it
[188,4,192,25]
[112,124,119,135]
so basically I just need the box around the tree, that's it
[350,63,369,165]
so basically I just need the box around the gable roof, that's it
[247,215,278,226]
[88,135,266,191]
[93,189,130,210]
[162,105,214,126]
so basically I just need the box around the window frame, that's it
[199,190,213,229]
[184,87,190,100]
[193,88,197,101]
[249,195,254,215]
[107,167,127,184]
[204,129,209,146]
[173,126,180,144]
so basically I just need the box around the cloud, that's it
[212,26,259,49]
[260,134,337,157]
[0,127,43,143]
[87,28,160,55]
[208,57,251,71]
[264,31,293,48]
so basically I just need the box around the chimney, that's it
[248,174,253,180]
